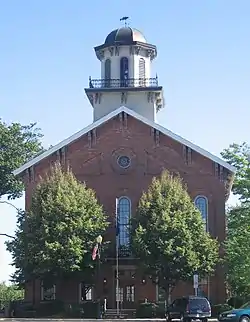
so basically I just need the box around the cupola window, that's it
[120,57,129,87]
[104,59,111,87]
[139,58,146,86]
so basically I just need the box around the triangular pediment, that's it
[13,106,236,176]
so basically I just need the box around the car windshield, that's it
[189,299,210,310]
[240,302,250,309]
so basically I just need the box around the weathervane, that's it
[120,16,129,27]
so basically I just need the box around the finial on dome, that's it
[120,16,129,27]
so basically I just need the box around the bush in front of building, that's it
[227,297,245,309]
[9,300,36,318]
[56,301,100,318]
[35,300,64,317]
[136,302,158,318]
[136,302,166,318]
[211,304,233,317]
[155,301,166,318]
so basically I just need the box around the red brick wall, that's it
[23,113,227,305]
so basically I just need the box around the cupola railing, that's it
[88,76,158,89]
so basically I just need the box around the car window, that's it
[181,298,188,307]
[189,298,210,310]
[175,299,182,307]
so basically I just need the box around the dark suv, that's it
[166,296,211,322]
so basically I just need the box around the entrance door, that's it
[124,285,135,309]
[115,285,135,309]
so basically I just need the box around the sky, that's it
[0,0,249,283]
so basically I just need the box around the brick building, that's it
[14,26,235,309]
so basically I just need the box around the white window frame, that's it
[118,196,132,248]
[79,282,94,302]
[40,281,56,301]
[194,195,209,232]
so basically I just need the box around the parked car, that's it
[219,302,250,322]
[166,296,211,322]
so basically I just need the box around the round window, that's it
[117,155,131,169]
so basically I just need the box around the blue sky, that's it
[0,0,249,283]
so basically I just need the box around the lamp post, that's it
[193,271,199,296]
[96,235,103,319]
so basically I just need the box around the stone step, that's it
[104,309,136,319]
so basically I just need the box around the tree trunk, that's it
[165,283,175,304]
[32,279,35,306]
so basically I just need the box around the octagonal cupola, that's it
[94,26,157,87]
[85,22,164,122]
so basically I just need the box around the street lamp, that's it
[96,235,103,244]
[96,235,103,318]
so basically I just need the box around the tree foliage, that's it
[0,120,44,200]
[6,163,109,285]
[224,204,250,298]
[131,170,219,299]
[221,142,250,202]
[221,142,250,297]
[0,282,24,308]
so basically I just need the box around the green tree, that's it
[131,170,219,301]
[224,204,250,298]
[6,163,109,285]
[221,142,250,297]
[221,142,250,202]
[0,282,24,308]
[0,120,44,200]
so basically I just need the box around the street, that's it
[0,319,219,322]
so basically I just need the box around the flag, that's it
[92,244,98,260]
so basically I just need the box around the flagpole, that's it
[115,198,119,317]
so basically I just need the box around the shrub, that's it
[35,300,64,317]
[227,297,245,309]
[136,302,158,318]
[9,300,35,318]
[81,301,99,318]
[211,304,233,317]
[155,302,166,318]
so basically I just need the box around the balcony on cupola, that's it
[85,26,164,122]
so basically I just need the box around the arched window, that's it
[194,196,208,231]
[120,57,129,87]
[104,59,111,87]
[118,197,131,247]
[139,58,146,86]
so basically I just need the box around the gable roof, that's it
[13,106,236,176]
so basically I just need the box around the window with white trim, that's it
[194,196,208,231]
[41,281,56,301]
[118,197,131,247]
[79,283,94,301]
[126,285,135,302]
[104,59,111,87]
[116,287,124,302]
